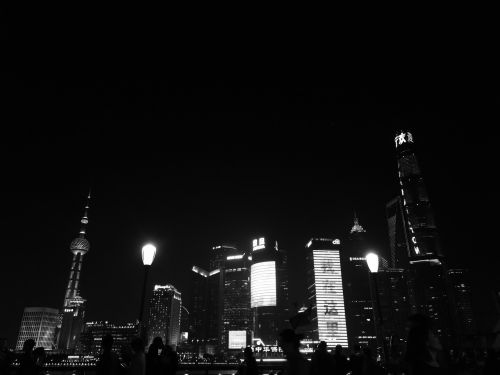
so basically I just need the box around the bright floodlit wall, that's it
[228,330,247,349]
[16,307,60,350]
[313,250,348,347]
[250,261,277,308]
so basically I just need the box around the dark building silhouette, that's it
[305,238,348,348]
[58,192,91,351]
[447,269,475,344]
[342,215,377,351]
[250,237,289,346]
[374,268,410,346]
[78,321,138,355]
[386,196,411,269]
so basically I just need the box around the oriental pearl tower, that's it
[58,191,91,351]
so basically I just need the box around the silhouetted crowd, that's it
[2,313,500,375]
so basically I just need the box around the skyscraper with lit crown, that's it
[342,214,377,351]
[58,192,91,351]
[393,131,453,345]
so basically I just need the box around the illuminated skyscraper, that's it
[250,237,289,346]
[147,285,182,348]
[394,130,441,258]
[306,238,348,348]
[16,307,60,350]
[58,192,91,351]
[222,253,251,351]
[342,215,377,350]
[189,265,209,347]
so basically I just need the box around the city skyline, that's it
[1,85,495,348]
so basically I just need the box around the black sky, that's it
[1,12,498,345]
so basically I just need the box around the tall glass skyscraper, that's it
[250,237,289,346]
[393,131,453,345]
[146,285,182,349]
[306,238,348,348]
[16,307,60,350]
[222,254,251,351]
[342,215,377,351]
[447,269,475,345]
[58,192,91,351]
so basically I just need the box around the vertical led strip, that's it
[250,261,277,307]
[313,249,348,347]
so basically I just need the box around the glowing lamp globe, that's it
[365,252,379,273]
[142,244,157,266]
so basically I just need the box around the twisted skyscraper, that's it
[58,192,91,351]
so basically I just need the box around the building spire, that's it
[350,210,366,234]
[79,189,91,238]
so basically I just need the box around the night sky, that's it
[1,18,498,345]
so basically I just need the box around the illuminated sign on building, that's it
[252,237,266,251]
[394,131,414,148]
[250,261,277,307]
[227,254,245,260]
[228,330,247,349]
[312,249,348,347]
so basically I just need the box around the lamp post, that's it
[365,252,388,364]
[139,243,156,340]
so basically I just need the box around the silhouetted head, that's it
[102,334,114,352]
[161,345,173,355]
[244,347,253,359]
[22,339,35,353]
[278,329,303,357]
[33,347,45,364]
[405,314,442,364]
[335,345,343,355]
[152,337,164,348]
[317,341,327,352]
[362,347,372,359]
[131,337,144,354]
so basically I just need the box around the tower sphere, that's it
[70,237,90,254]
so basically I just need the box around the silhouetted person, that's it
[278,329,309,375]
[0,338,14,375]
[361,347,384,375]
[349,344,364,375]
[334,345,348,375]
[129,337,146,375]
[237,347,258,375]
[146,337,163,375]
[17,339,36,375]
[159,345,177,375]
[311,341,335,375]
[404,314,444,375]
[96,334,121,375]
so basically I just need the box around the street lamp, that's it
[139,243,156,338]
[365,252,388,363]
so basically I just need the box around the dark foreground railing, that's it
[10,364,285,375]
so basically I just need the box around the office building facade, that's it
[306,238,348,348]
[147,285,182,348]
[447,269,475,345]
[78,321,138,355]
[16,307,60,350]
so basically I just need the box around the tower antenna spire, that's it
[79,189,91,238]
